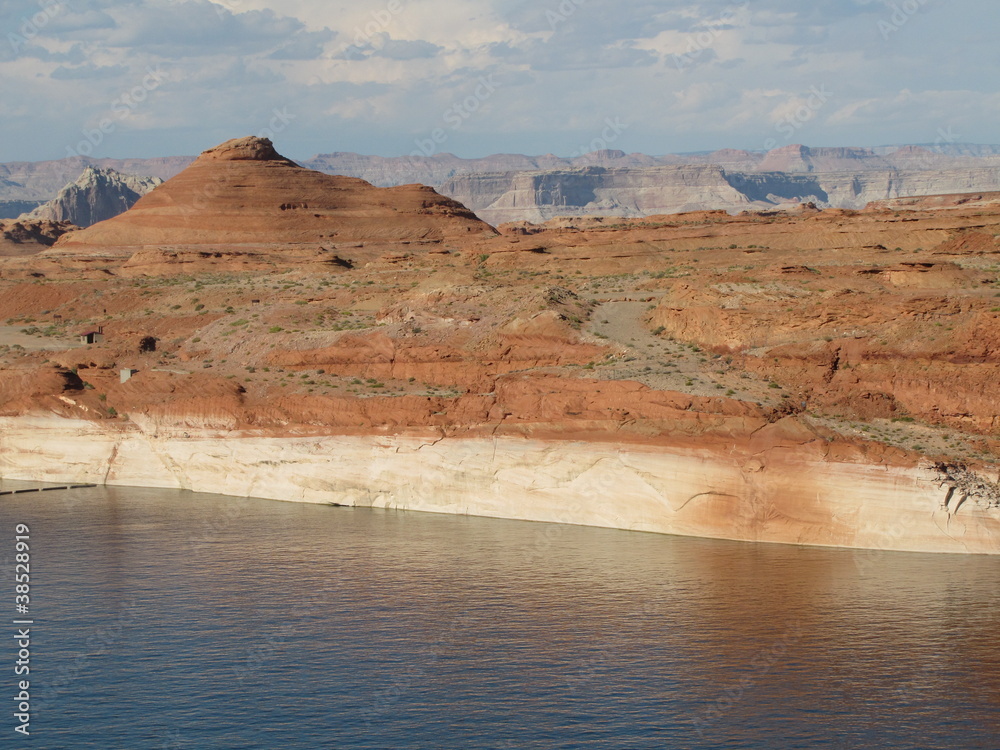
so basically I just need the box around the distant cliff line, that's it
[3,142,1000,222]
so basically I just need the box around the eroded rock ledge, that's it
[1,412,997,555]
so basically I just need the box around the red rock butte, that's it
[55,136,495,249]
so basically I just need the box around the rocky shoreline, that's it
[3,138,999,556]
[3,414,998,555]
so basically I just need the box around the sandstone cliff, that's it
[299,144,1000,185]
[443,166,752,224]
[0,155,191,205]
[2,137,999,555]
[2,413,997,555]
[443,166,1000,223]
[20,167,162,227]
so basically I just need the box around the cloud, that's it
[373,37,442,60]
[44,8,119,35]
[267,29,335,60]
[51,61,127,79]
[0,0,998,162]
[97,0,304,54]
[337,33,443,61]
[493,37,658,71]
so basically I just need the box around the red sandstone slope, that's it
[2,184,999,473]
[55,137,495,250]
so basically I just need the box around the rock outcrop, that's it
[442,166,751,224]
[300,144,1000,186]
[0,219,77,257]
[443,166,1000,224]
[55,137,495,251]
[301,149,666,188]
[0,155,191,204]
[2,414,997,555]
[21,167,162,227]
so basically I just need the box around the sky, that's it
[1,0,998,163]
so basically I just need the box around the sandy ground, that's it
[583,296,789,406]
[0,325,81,351]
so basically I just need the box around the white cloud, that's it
[0,0,997,161]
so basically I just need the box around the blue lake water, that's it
[1,484,999,749]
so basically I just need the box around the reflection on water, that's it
[1,486,998,749]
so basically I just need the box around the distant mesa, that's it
[56,136,496,250]
[5,139,1000,227]
[21,166,162,227]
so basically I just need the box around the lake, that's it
[2,484,998,749]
